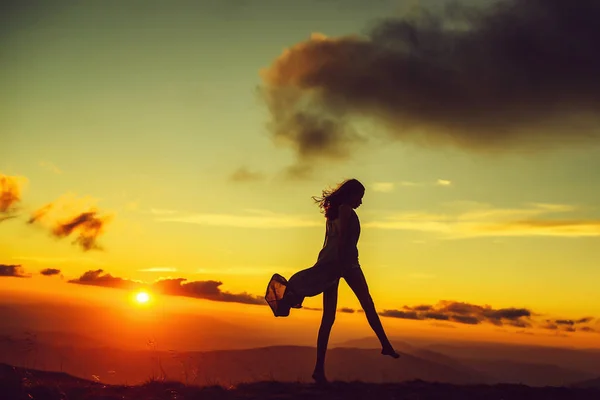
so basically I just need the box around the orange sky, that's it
[3,0,600,353]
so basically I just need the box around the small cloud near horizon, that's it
[0,264,31,278]
[540,317,597,334]
[40,268,62,277]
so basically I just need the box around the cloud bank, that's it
[68,269,263,305]
[260,0,600,173]
[380,300,532,327]
[380,300,598,333]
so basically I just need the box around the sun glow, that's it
[135,291,150,304]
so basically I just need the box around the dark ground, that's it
[2,363,599,400]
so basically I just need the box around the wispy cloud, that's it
[149,208,178,216]
[39,161,62,174]
[138,267,178,272]
[364,202,599,238]
[371,179,453,192]
[156,209,321,229]
[12,255,105,266]
[0,174,27,221]
[229,167,265,182]
[196,265,288,275]
[372,182,396,192]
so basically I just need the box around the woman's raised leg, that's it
[344,267,399,358]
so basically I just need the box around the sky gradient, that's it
[2,0,600,348]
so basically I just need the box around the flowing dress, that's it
[265,210,361,317]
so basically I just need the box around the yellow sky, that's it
[2,0,600,349]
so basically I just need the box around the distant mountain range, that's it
[1,301,599,387]
[1,335,599,387]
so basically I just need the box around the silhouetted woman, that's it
[265,178,399,384]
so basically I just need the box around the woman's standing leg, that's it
[312,280,340,383]
[344,267,399,358]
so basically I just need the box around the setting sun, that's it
[135,291,150,304]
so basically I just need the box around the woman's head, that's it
[313,179,365,219]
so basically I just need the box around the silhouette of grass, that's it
[2,362,600,400]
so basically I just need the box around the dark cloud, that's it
[423,312,450,321]
[338,307,355,313]
[229,167,265,182]
[409,304,434,312]
[260,0,600,173]
[40,268,62,277]
[29,203,111,252]
[381,300,532,327]
[380,310,420,320]
[450,314,480,325]
[576,317,594,324]
[0,264,30,278]
[541,322,558,330]
[541,317,596,332]
[68,270,264,306]
[52,211,110,251]
[154,278,264,305]
[0,174,24,221]
[68,269,140,290]
[555,319,576,326]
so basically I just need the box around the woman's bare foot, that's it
[381,347,400,359]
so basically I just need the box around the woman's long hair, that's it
[312,179,365,220]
